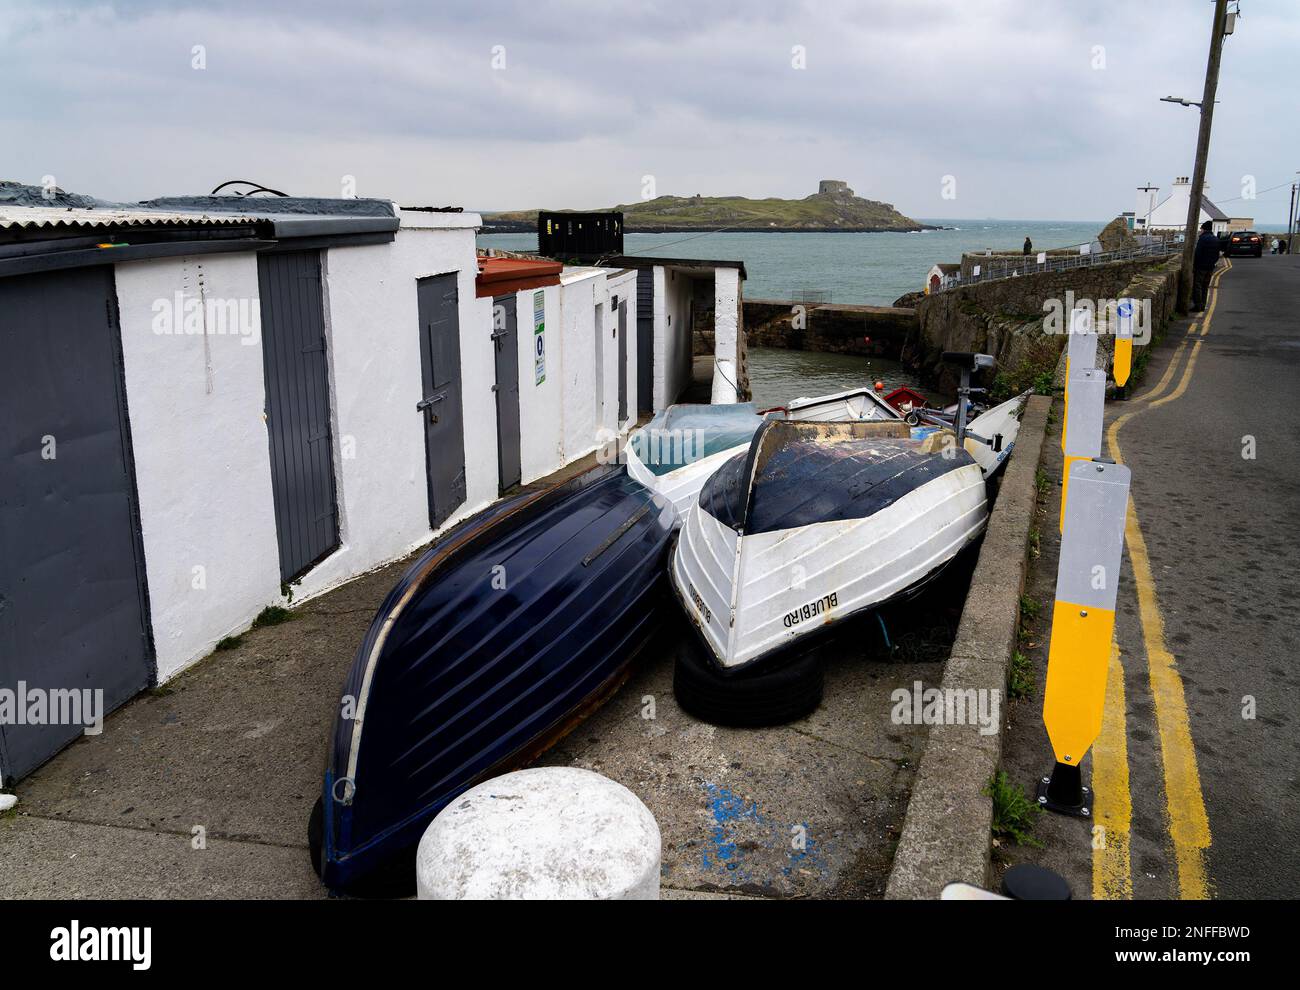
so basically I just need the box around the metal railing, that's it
[790,288,832,304]
[933,235,1180,292]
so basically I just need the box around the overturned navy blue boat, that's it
[312,464,676,895]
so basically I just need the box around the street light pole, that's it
[1177,0,1230,313]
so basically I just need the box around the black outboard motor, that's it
[940,352,999,450]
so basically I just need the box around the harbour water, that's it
[479,218,1109,306]
[745,347,938,409]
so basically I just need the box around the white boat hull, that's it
[627,443,744,521]
[783,386,901,423]
[962,392,1028,477]
[670,422,989,670]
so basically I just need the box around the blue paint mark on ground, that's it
[699,782,830,884]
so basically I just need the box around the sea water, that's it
[479,218,1109,404]
[479,218,1109,306]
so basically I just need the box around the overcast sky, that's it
[3,0,1296,221]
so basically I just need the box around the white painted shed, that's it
[0,187,655,782]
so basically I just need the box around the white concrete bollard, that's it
[416,767,660,900]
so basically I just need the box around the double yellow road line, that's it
[1090,260,1230,900]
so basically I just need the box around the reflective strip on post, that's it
[1114,298,1135,387]
[1060,367,1106,532]
[1061,307,1098,452]
[1042,459,1130,780]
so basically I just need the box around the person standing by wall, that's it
[1192,220,1220,313]
[1023,236,1033,255]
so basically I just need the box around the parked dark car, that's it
[1224,230,1263,257]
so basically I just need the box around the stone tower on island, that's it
[817,179,854,198]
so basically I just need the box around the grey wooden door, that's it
[492,294,522,493]
[616,297,628,424]
[416,273,467,528]
[0,266,153,782]
[257,250,340,582]
[636,269,654,413]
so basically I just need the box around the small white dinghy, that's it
[671,420,990,676]
[624,404,772,522]
[779,386,902,423]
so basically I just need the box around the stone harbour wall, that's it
[743,300,916,357]
[902,256,1177,395]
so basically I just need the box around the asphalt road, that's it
[1117,253,1300,898]
[1000,253,1300,900]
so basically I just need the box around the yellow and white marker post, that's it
[1061,307,1097,453]
[1060,367,1106,531]
[1039,458,1131,817]
[1112,298,1135,389]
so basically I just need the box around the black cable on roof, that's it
[209,180,289,198]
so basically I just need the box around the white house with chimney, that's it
[1134,177,1233,234]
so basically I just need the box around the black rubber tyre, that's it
[308,796,324,878]
[673,640,823,727]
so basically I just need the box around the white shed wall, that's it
[307,220,487,600]
[103,218,660,686]
[606,269,639,432]
[115,253,283,682]
[655,267,696,410]
[713,267,740,367]
[114,214,485,681]
[514,282,565,485]
[559,273,601,462]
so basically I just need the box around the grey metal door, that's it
[491,294,521,493]
[257,250,339,582]
[416,273,467,528]
[0,266,153,782]
[616,297,628,423]
[636,269,654,413]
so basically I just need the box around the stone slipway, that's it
[3,412,1047,899]
[885,395,1052,899]
[1,450,939,899]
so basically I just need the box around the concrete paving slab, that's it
[13,567,399,848]
[2,444,973,900]
[0,814,320,899]
[538,627,927,899]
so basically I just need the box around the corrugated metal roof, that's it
[0,193,401,239]
[0,204,256,232]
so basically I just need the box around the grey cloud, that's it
[2,0,1297,221]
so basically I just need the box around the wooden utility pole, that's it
[1178,0,1230,313]
[1289,182,1297,250]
